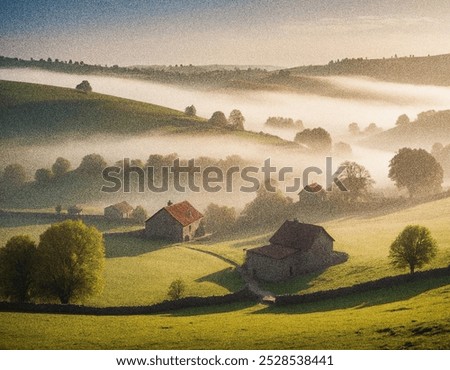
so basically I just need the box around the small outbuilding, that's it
[145,201,203,242]
[245,219,335,281]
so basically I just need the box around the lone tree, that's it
[75,80,92,93]
[295,127,332,153]
[388,148,443,197]
[228,109,245,130]
[36,220,105,304]
[337,161,375,202]
[184,105,197,116]
[389,225,438,274]
[167,278,186,300]
[0,235,38,302]
[208,111,228,126]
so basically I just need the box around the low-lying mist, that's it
[1,67,449,208]
[2,68,450,140]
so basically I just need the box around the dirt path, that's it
[184,246,276,303]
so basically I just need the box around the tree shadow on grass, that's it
[261,269,327,295]
[253,275,450,315]
[104,230,174,258]
[167,301,256,317]
[195,268,245,292]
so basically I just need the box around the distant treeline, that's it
[3,52,450,88]
[289,53,450,86]
[0,56,271,88]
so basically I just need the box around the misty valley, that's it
[1,57,450,351]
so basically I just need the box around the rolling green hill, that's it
[0,80,292,146]
[289,53,450,86]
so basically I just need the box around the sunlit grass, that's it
[1,284,449,349]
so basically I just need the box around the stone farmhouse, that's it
[145,201,203,242]
[245,219,334,281]
[104,201,134,219]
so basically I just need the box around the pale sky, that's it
[2,0,450,67]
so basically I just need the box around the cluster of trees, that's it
[348,122,383,136]
[203,183,295,234]
[295,127,332,153]
[203,204,237,235]
[0,154,109,191]
[208,110,245,130]
[0,220,104,304]
[33,154,107,185]
[264,117,304,130]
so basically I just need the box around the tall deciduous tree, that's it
[36,220,104,304]
[0,235,37,302]
[389,225,437,274]
[52,157,71,178]
[228,109,245,130]
[337,161,374,201]
[184,105,197,116]
[167,279,186,300]
[388,148,443,197]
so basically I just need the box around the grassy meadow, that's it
[0,79,293,147]
[1,180,450,349]
[1,282,449,349]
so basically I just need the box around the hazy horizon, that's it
[2,1,450,67]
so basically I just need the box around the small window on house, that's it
[289,266,293,276]
[189,225,192,232]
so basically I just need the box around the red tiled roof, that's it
[105,201,133,213]
[302,183,324,193]
[164,201,203,226]
[247,244,299,260]
[269,220,334,251]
